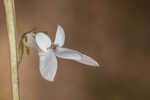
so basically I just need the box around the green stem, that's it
[3,0,20,100]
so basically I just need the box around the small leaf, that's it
[25,46,30,55]
[18,39,24,65]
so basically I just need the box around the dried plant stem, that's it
[3,0,20,100]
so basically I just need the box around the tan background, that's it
[0,0,150,100]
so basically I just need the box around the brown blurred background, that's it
[1,0,150,100]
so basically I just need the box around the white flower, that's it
[24,25,100,81]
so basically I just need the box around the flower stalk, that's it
[3,0,20,100]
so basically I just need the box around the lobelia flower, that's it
[20,25,100,82]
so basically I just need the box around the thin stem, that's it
[3,0,20,100]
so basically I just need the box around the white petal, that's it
[55,47,100,67]
[54,25,65,47]
[38,49,57,81]
[55,47,81,60]
[35,32,51,52]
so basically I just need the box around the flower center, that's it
[51,44,58,50]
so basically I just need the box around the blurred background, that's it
[1,0,150,100]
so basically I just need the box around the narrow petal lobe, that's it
[76,53,99,67]
[38,49,57,81]
[55,47,99,67]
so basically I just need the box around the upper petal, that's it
[54,25,65,47]
[38,49,58,81]
[55,47,100,67]
[35,32,51,52]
